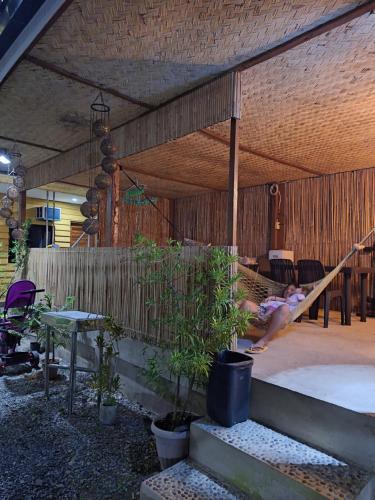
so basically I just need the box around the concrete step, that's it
[140,459,246,499]
[190,419,374,500]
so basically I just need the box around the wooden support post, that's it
[104,187,112,247]
[227,117,239,247]
[111,168,121,247]
[18,190,26,225]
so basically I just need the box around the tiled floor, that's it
[237,312,375,413]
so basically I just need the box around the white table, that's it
[41,311,105,416]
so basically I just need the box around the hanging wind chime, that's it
[80,93,118,236]
[0,147,27,239]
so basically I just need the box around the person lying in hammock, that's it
[239,284,306,354]
[239,243,366,354]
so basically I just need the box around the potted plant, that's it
[26,293,74,379]
[134,236,252,468]
[90,316,126,425]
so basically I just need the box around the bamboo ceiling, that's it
[1,0,375,197]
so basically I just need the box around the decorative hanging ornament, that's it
[86,187,102,204]
[2,197,13,209]
[13,176,25,190]
[83,218,99,235]
[6,217,18,229]
[11,228,24,240]
[95,173,111,189]
[14,164,27,177]
[92,119,110,138]
[0,207,12,218]
[100,136,117,156]
[80,201,99,218]
[101,156,117,174]
[6,185,19,200]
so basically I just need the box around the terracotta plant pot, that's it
[99,403,117,425]
[151,419,190,470]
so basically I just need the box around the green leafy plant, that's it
[26,293,75,362]
[134,235,252,430]
[90,316,126,406]
[11,219,32,279]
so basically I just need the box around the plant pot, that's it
[42,359,60,380]
[99,403,117,425]
[151,418,190,470]
[207,349,253,428]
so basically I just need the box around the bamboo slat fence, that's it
[174,184,270,257]
[26,246,215,345]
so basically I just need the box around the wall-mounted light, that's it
[0,149,11,165]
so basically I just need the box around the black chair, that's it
[257,254,271,279]
[297,259,345,328]
[270,259,296,285]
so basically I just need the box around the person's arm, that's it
[265,295,286,302]
[353,243,365,251]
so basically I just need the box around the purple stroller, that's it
[0,280,44,375]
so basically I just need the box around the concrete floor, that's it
[237,312,375,414]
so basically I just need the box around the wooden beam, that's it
[111,168,121,247]
[0,134,63,153]
[0,0,75,88]
[26,73,239,189]
[233,1,375,74]
[227,118,240,246]
[120,163,220,192]
[24,55,154,110]
[200,129,321,176]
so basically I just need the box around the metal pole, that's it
[44,326,51,399]
[68,329,78,417]
[45,190,49,248]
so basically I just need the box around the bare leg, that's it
[254,304,290,348]
[239,299,258,315]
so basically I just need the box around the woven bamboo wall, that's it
[284,169,375,267]
[118,198,171,246]
[174,184,270,257]
[26,246,213,345]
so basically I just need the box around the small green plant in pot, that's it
[26,293,75,379]
[134,236,252,468]
[90,316,125,425]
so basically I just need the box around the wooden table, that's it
[41,311,105,416]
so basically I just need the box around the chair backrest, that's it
[257,254,271,276]
[4,280,37,315]
[297,259,325,285]
[270,259,296,284]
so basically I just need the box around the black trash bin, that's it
[207,350,253,427]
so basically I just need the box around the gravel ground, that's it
[0,365,160,500]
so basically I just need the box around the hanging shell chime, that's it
[80,201,99,218]
[11,228,24,240]
[95,173,111,190]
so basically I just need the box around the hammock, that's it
[238,227,375,325]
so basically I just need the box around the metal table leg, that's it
[45,326,51,399]
[360,273,368,322]
[97,329,104,412]
[68,329,78,416]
